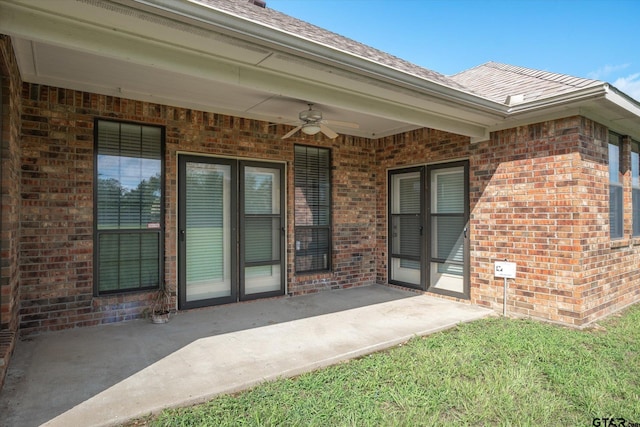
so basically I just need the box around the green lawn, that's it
[129,304,640,426]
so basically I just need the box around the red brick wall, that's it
[0,35,21,333]
[19,85,99,334]
[577,124,640,324]
[17,84,377,334]
[11,84,640,334]
[0,34,22,391]
[470,118,587,325]
[330,136,378,291]
[375,117,640,327]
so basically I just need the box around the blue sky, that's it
[267,0,640,101]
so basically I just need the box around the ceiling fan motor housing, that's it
[299,108,323,122]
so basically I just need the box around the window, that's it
[294,145,331,273]
[94,120,164,294]
[609,132,623,239]
[633,140,640,236]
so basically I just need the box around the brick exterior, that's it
[0,34,21,389]
[15,83,378,335]
[10,83,640,335]
[472,118,640,326]
[0,41,638,343]
[469,118,596,325]
[578,129,640,323]
[374,118,640,327]
[0,36,21,333]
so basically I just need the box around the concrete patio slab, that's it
[0,285,493,427]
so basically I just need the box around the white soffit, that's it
[0,0,497,139]
[3,0,639,141]
[486,86,640,142]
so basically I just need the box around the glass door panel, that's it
[389,168,424,288]
[241,164,284,297]
[179,157,236,309]
[428,165,467,296]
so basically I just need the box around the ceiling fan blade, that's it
[319,124,339,139]
[268,118,300,127]
[324,119,359,129]
[281,125,302,139]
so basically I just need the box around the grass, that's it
[127,304,640,426]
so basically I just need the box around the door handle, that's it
[180,229,185,242]
[419,226,423,236]
[464,227,467,238]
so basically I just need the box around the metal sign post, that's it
[503,276,508,317]
[494,260,517,317]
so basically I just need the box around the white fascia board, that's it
[586,92,640,141]
[605,84,640,121]
[487,107,584,133]
[10,0,640,140]
[487,85,640,141]
[126,0,503,135]
[0,3,240,82]
[111,0,507,116]
[502,83,639,123]
[1,0,490,138]
[237,67,489,138]
[505,85,609,115]
[494,86,607,130]
[100,0,640,136]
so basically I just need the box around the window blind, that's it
[609,133,623,238]
[431,168,465,277]
[95,120,163,294]
[294,145,331,272]
[186,164,225,283]
[632,141,640,236]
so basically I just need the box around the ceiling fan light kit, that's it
[301,123,321,135]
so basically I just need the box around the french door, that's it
[178,155,285,310]
[388,161,469,298]
[389,167,424,288]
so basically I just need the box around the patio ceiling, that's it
[0,0,509,140]
[2,0,639,141]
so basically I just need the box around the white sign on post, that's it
[494,261,517,279]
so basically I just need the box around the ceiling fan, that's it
[281,104,339,140]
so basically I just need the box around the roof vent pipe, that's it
[505,94,525,106]
[250,0,267,7]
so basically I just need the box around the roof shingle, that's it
[194,1,605,106]
[449,62,603,104]
[194,0,468,90]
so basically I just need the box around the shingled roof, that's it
[195,0,469,91]
[195,1,612,107]
[449,62,603,105]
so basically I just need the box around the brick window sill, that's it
[610,237,640,249]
